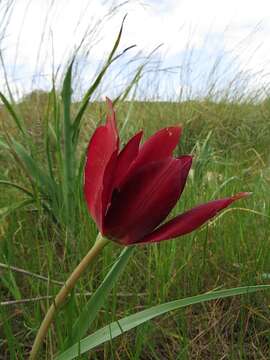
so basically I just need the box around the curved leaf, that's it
[72,15,135,145]
[0,199,35,219]
[55,285,270,360]
[0,92,27,136]
[64,246,134,348]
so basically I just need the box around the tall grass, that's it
[1,95,270,359]
[1,2,270,359]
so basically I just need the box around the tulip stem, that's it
[29,233,109,360]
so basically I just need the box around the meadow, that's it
[0,8,269,356]
[1,81,270,359]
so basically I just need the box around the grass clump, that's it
[1,88,270,358]
[0,10,270,358]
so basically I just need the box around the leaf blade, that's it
[55,285,270,360]
[72,15,134,145]
[0,92,27,136]
[65,246,134,347]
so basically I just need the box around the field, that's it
[0,85,270,360]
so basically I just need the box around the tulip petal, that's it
[139,126,182,161]
[139,192,251,244]
[129,126,181,172]
[104,156,192,245]
[84,99,119,231]
[113,131,143,189]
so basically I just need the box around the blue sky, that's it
[1,0,270,100]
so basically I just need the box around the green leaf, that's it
[0,138,9,149]
[55,285,270,360]
[44,86,58,181]
[0,306,22,357]
[0,180,34,197]
[65,246,134,348]
[11,140,57,198]
[0,92,27,136]
[72,15,135,145]
[0,198,34,219]
[0,180,56,221]
[61,60,75,224]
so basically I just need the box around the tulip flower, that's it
[84,98,249,245]
[30,98,249,359]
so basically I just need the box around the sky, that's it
[1,0,270,100]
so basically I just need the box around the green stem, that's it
[29,233,109,360]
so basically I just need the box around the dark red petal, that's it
[139,192,251,244]
[104,156,192,245]
[113,131,143,189]
[123,126,182,183]
[101,150,118,222]
[138,126,182,163]
[84,99,119,231]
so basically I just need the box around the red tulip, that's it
[84,98,249,245]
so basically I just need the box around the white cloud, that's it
[1,0,270,98]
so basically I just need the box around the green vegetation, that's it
[1,1,270,357]
[1,85,270,358]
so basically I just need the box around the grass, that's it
[2,2,270,357]
[0,90,270,359]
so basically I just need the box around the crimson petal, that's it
[84,99,119,231]
[123,126,182,183]
[113,131,143,189]
[104,156,192,245]
[138,126,182,162]
[139,192,251,244]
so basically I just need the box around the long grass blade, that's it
[72,15,135,145]
[0,198,34,219]
[65,246,134,348]
[0,180,34,197]
[0,92,27,136]
[55,285,270,360]
[61,59,74,224]
[0,137,9,149]
[11,139,56,197]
